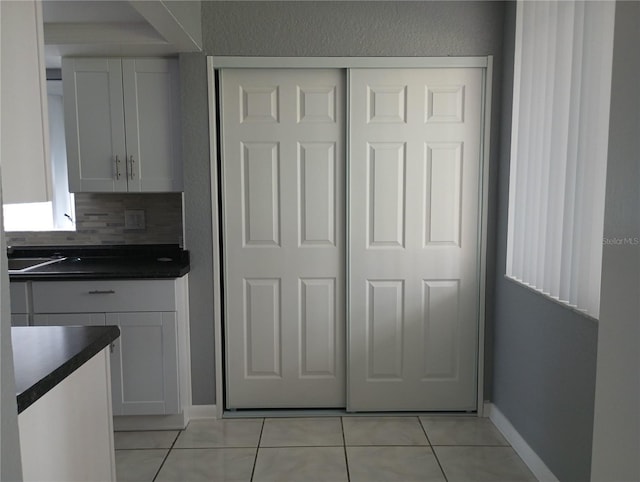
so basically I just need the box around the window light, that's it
[506,0,615,319]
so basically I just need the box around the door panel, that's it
[348,68,483,411]
[222,69,346,408]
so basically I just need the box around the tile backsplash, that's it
[6,193,183,247]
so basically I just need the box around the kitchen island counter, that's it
[13,325,120,413]
[14,325,120,481]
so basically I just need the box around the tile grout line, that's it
[250,418,266,482]
[417,417,449,482]
[151,430,181,482]
[340,417,351,482]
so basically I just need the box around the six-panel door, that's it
[221,69,346,408]
[348,68,483,411]
[221,66,485,411]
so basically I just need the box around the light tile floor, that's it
[115,416,537,482]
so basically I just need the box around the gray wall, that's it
[184,1,506,405]
[591,2,640,479]
[491,3,598,481]
[180,53,216,404]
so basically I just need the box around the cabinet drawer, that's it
[33,313,106,326]
[32,280,176,313]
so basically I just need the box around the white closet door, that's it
[222,69,346,408]
[348,68,483,411]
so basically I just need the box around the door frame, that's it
[207,56,493,419]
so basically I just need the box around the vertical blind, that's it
[506,1,615,319]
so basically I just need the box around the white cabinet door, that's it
[63,58,128,192]
[221,69,346,408]
[122,59,182,192]
[63,58,182,193]
[0,0,52,204]
[108,312,179,416]
[348,68,483,411]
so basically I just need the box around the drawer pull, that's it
[88,290,115,295]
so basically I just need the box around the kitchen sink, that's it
[8,257,64,273]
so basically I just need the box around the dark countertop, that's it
[8,244,190,280]
[13,325,120,414]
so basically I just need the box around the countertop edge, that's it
[15,326,120,414]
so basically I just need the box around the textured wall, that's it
[6,193,183,247]
[179,53,216,404]
[491,3,598,481]
[591,2,640,478]
[183,1,506,405]
[205,1,503,57]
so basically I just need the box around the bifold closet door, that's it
[221,69,346,408]
[348,68,483,411]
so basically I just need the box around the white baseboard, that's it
[487,403,559,482]
[188,404,218,420]
[113,412,188,431]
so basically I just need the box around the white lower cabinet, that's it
[31,278,188,417]
[108,312,178,416]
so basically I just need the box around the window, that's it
[3,79,75,232]
[506,1,615,319]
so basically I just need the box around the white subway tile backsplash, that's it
[6,193,183,246]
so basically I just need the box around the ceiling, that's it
[42,1,145,23]
[41,0,201,67]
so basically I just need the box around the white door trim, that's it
[210,56,489,69]
[207,56,493,416]
[477,56,493,417]
[206,57,225,419]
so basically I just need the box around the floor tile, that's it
[253,447,348,482]
[260,417,343,447]
[342,417,428,446]
[420,417,509,446]
[114,430,179,450]
[155,448,256,482]
[435,446,537,482]
[173,418,263,448]
[115,449,168,482]
[347,446,446,482]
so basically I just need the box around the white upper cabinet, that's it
[63,57,183,193]
[1,0,52,204]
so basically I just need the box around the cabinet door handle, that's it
[88,290,115,295]
[115,156,122,180]
[129,155,135,180]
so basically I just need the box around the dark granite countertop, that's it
[8,244,189,280]
[13,325,120,414]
